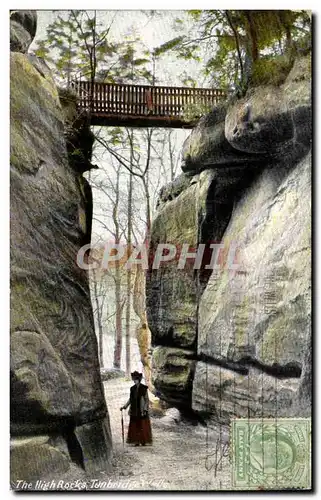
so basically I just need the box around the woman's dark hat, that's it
[131,371,142,380]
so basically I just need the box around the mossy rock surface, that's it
[192,362,301,423]
[147,178,199,350]
[11,435,70,485]
[10,52,63,174]
[152,346,196,408]
[147,169,225,351]
[181,55,311,175]
[225,55,311,157]
[10,52,109,433]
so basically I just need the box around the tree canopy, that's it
[158,10,311,92]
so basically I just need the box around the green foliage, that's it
[180,74,197,88]
[71,148,83,157]
[109,128,124,146]
[111,42,154,84]
[188,10,202,21]
[174,18,183,26]
[34,40,51,61]
[33,11,120,86]
[250,54,294,87]
[166,10,311,91]
[153,37,185,57]
[132,58,150,66]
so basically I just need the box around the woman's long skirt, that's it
[126,416,153,445]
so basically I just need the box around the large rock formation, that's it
[10,10,37,53]
[10,11,111,485]
[146,169,234,407]
[147,54,311,423]
[194,150,310,421]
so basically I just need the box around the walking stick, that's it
[121,409,125,449]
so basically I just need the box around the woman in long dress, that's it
[120,371,153,446]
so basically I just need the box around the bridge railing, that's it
[71,81,227,118]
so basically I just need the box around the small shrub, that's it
[182,100,214,123]
[250,55,294,87]
[100,368,126,382]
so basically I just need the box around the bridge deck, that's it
[71,81,227,128]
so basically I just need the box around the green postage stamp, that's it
[231,418,311,490]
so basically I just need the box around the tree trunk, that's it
[113,258,122,369]
[245,11,259,62]
[113,166,123,369]
[277,11,295,55]
[168,130,175,182]
[125,146,133,376]
[225,10,244,87]
[89,11,97,113]
[142,176,151,240]
[92,270,104,367]
[67,32,72,88]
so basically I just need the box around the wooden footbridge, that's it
[71,81,227,128]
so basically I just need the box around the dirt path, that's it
[39,378,232,491]
[108,418,232,491]
[92,379,232,490]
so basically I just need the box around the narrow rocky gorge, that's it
[10,9,311,488]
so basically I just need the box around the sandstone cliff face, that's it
[147,55,311,422]
[194,150,311,421]
[10,11,111,483]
